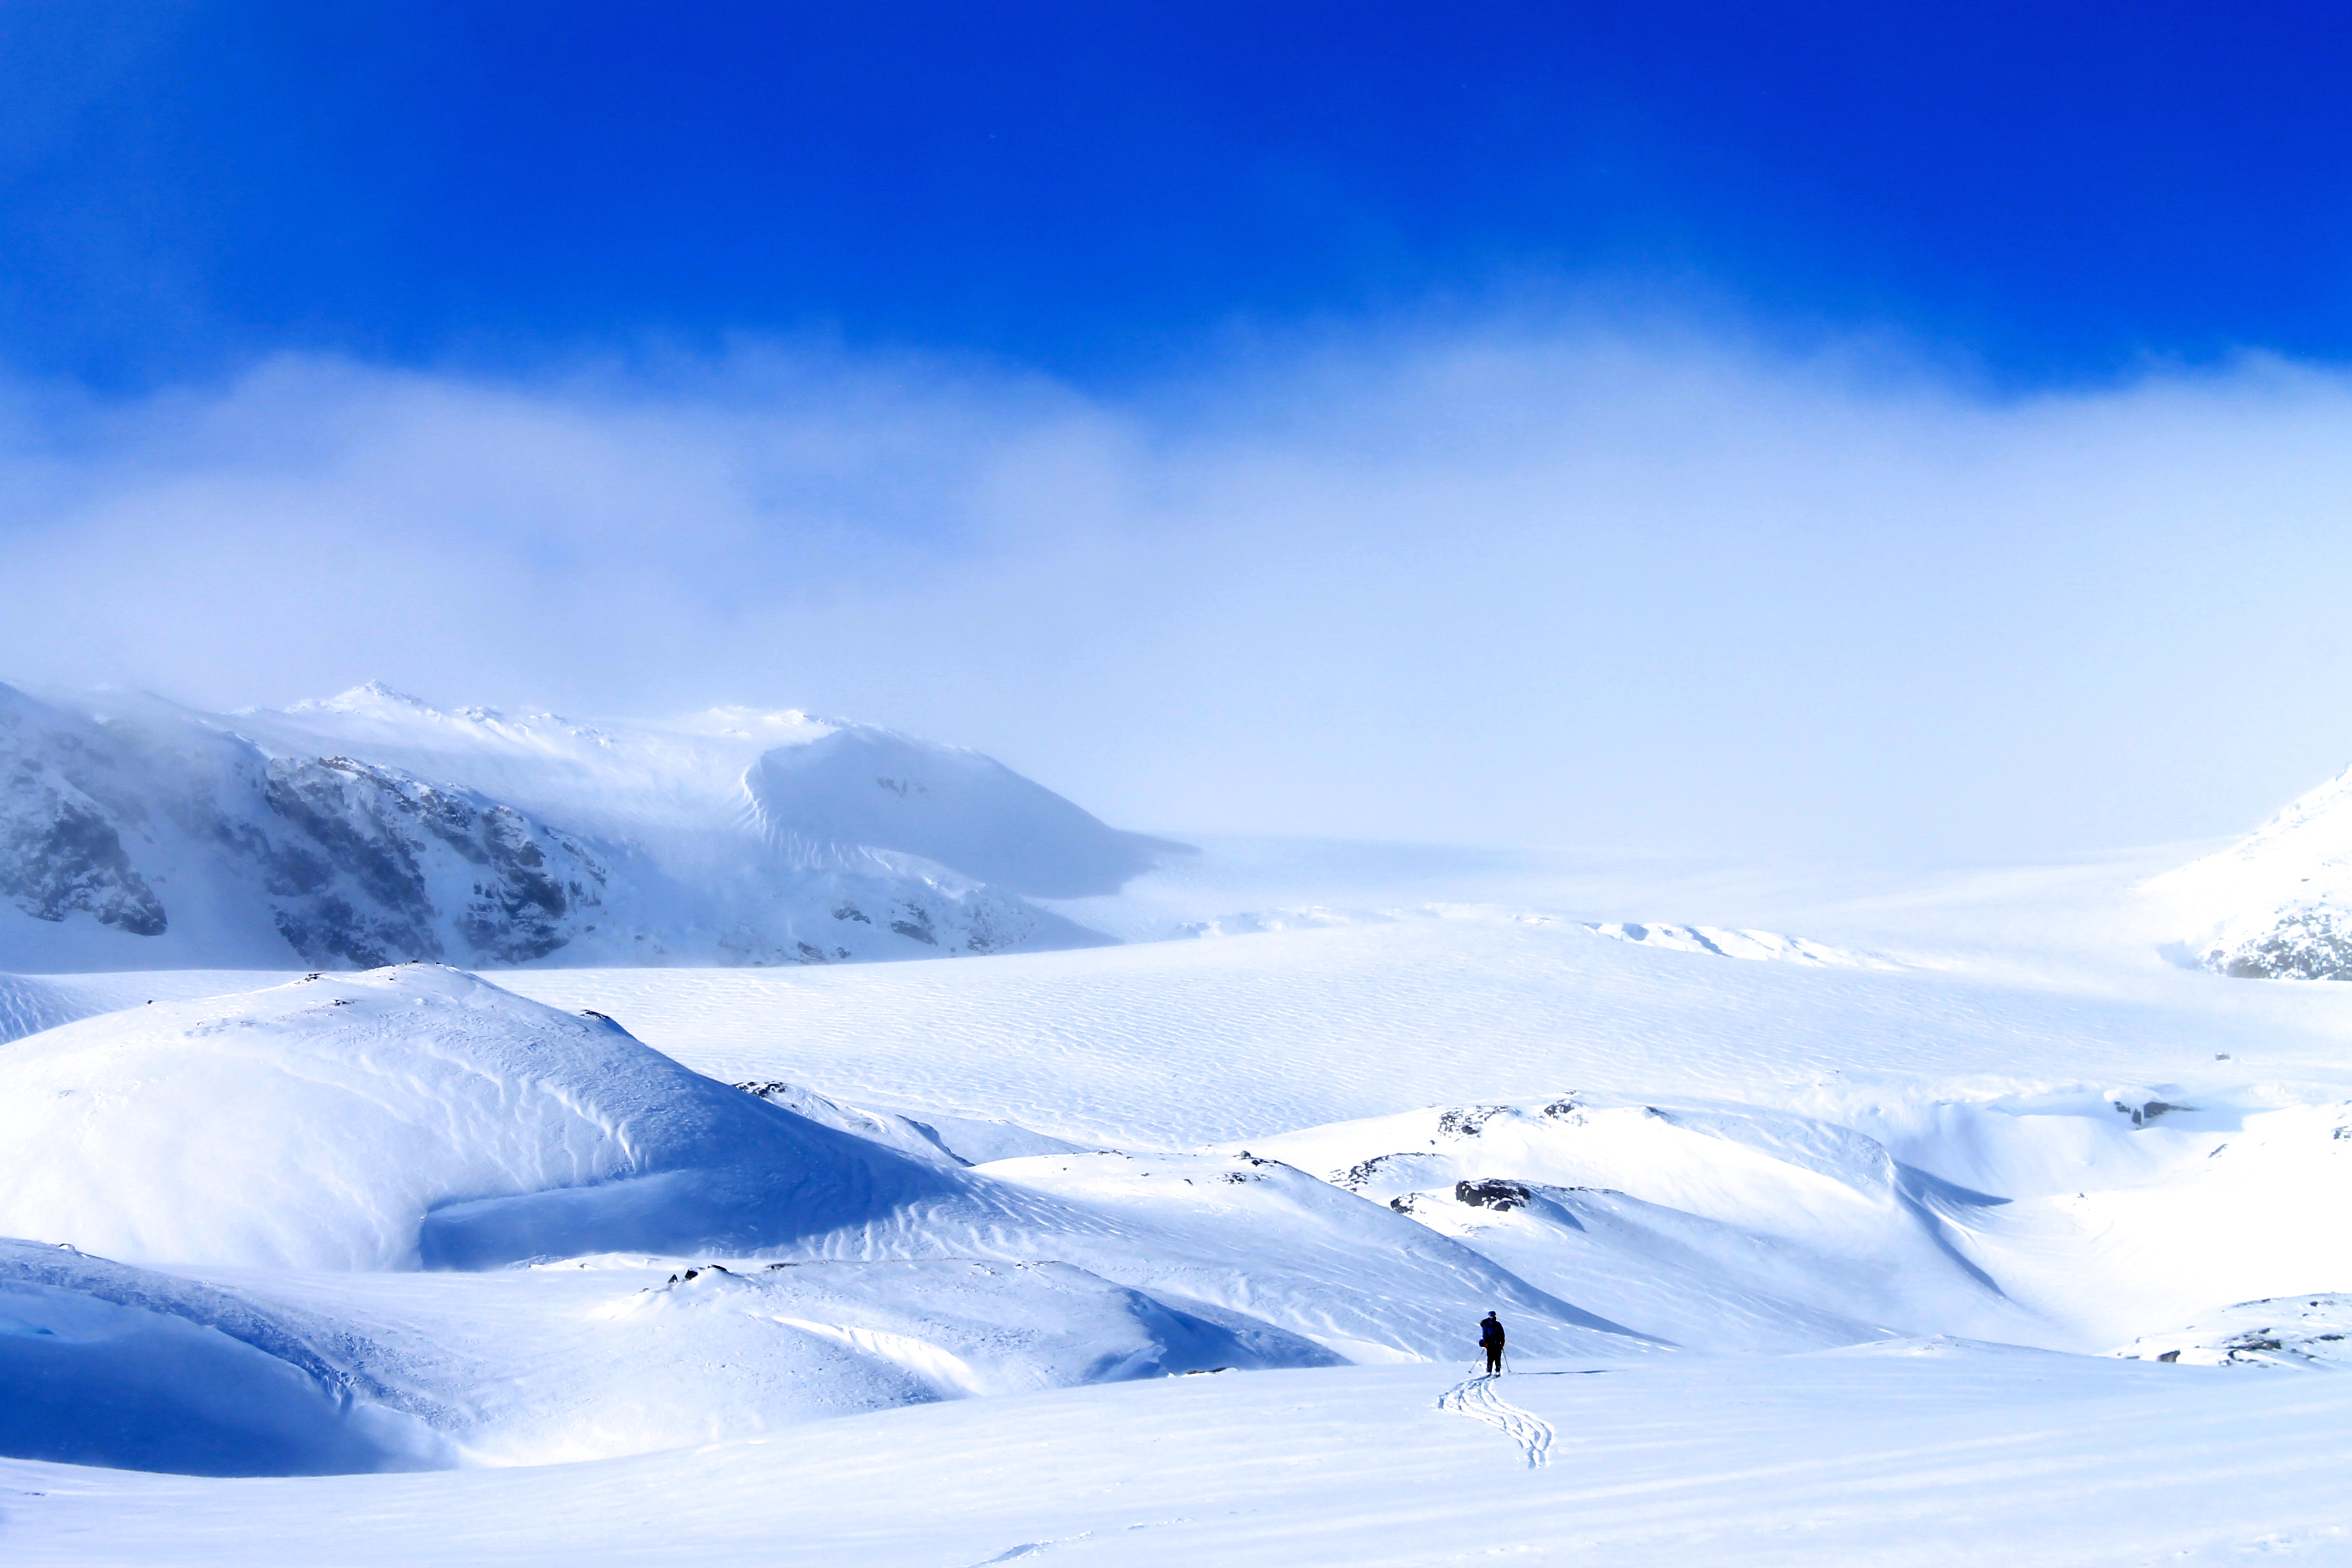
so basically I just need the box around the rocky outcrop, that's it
[0,683,1142,970]
[2149,762,2352,982]
[1,754,167,935]
[2202,907,2352,981]
[260,757,605,967]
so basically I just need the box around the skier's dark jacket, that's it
[1479,1315,1505,1349]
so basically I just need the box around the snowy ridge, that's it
[1241,1093,2035,1348]
[2148,760,2352,978]
[0,1239,450,1476]
[1582,920,1893,967]
[0,965,995,1271]
[2110,1294,2352,1370]
[0,682,1175,971]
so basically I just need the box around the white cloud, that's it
[4,326,2349,861]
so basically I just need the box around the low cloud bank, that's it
[4,326,2348,861]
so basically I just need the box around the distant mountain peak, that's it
[293,680,443,716]
[0,683,1163,971]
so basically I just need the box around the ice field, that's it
[4,835,2352,1564]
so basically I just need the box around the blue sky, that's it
[9,2,2351,387]
[6,4,2352,862]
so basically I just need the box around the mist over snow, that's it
[0,679,1171,972]
[6,325,2352,864]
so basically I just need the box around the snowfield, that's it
[4,798,2352,1561]
[6,1354,2350,1566]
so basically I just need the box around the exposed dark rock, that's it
[259,756,605,967]
[2207,908,2352,981]
[0,760,167,935]
[1332,1154,1404,1192]
[1436,1105,1511,1137]
[0,684,1116,971]
[1455,1178,1533,1212]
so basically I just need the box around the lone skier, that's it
[1478,1311,1505,1375]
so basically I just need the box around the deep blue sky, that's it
[7,1,2351,390]
[9,3,2352,860]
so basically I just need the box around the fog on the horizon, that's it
[5,322,2348,866]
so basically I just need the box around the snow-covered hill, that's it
[0,966,988,1270]
[2110,1293,2352,1370]
[2148,761,2352,979]
[0,682,1181,971]
[6,836,2352,1562]
[0,964,1658,1469]
[0,1239,451,1476]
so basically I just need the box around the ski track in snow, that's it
[965,1536,1091,1565]
[1438,1374,1554,1469]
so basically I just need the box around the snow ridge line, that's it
[1438,1374,1554,1469]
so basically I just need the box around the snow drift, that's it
[0,1239,445,1476]
[0,965,976,1270]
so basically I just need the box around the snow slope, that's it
[151,1256,1330,1467]
[2147,760,2352,978]
[0,965,1654,1390]
[0,1240,450,1477]
[1242,1095,2043,1349]
[0,682,1175,972]
[0,965,985,1270]
[1582,919,1893,966]
[2111,1292,2352,1369]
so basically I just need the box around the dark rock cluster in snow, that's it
[2203,908,2352,981]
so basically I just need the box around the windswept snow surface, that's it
[4,835,2352,1561]
[0,965,991,1271]
[7,1354,2352,1566]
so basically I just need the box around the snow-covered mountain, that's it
[2147,761,2352,979]
[0,682,1184,971]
